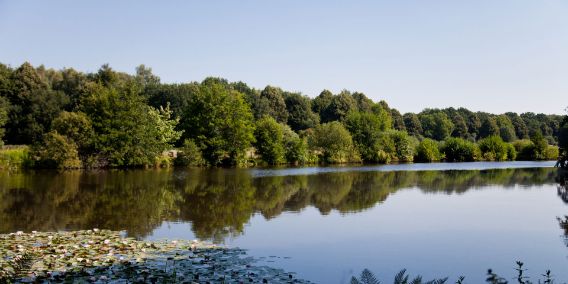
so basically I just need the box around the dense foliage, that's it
[0,62,562,168]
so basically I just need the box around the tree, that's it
[352,92,374,113]
[450,114,468,138]
[495,115,516,142]
[257,86,288,123]
[478,135,510,161]
[181,81,255,166]
[419,111,454,140]
[559,109,568,155]
[441,137,479,162]
[506,112,529,139]
[457,107,481,139]
[478,116,500,139]
[345,111,389,162]
[51,111,95,156]
[309,121,359,163]
[281,124,310,164]
[415,138,441,162]
[32,131,82,169]
[312,89,333,117]
[4,62,69,144]
[320,90,357,122]
[80,80,181,167]
[403,113,423,136]
[530,131,548,160]
[284,92,319,131]
[0,96,9,146]
[390,108,406,131]
[254,116,286,165]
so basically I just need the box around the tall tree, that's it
[181,81,255,166]
[478,116,500,139]
[419,111,454,140]
[257,86,288,123]
[284,92,319,131]
[403,113,423,136]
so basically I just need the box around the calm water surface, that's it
[1,161,567,283]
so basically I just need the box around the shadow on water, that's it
[0,167,559,242]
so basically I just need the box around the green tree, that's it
[495,115,516,142]
[80,80,181,167]
[174,139,205,167]
[282,124,310,164]
[478,135,510,161]
[309,121,359,163]
[284,92,319,131]
[254,116,286,165]
[506,112,529,139]
[530,131,548,160]
[390,108,406,131]
[415,138,442,162]
[0,96,9,146]
[403,113,423,136]
[321,90,357,122]
[450,114,468,138]
[5,62,69,144]
[419,111,454,140]
[478,116,500,139]
[51,111,95,156]
[345,111,390,162]
[32,131,82,169]
[441,137,479,162]
[312,89,333,117]
[257,86,288,123]
[181,81,255,166]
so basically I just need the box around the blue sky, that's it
[1,0,567,114]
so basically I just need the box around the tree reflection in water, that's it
[0,167,559,242]
[556,168,568,247]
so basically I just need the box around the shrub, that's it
[512,139,535,160]
[415,138,441,162]
[478,135,509,161]
[441,137,479,162]
[32,131,82,169]
[174,139,205,167]
[282,125,310,164]
[545,145,559,160]
[0,146,32,170]
[309,121,360,163]
[254,116,286,165]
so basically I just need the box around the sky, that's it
[0,0,567,114]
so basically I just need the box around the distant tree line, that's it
[0,62,565,168]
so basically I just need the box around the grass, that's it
[0,146,32,170]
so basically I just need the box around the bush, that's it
[415,138,441,162]
[174,139,205,167]
[309,121,360,163]
[478,135,510,161]
[512,139,535,160]
[506,143,517,161]
[0,146,32,170]
[32,131,82,169]
[545,145,559,160]
[254,116,286,165]
[441,137,479,162]
[282,125,310,164]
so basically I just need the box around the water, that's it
[1,161,567,283]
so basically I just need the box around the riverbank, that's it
[0,230,312,283]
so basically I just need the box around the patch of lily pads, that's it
[0,230,312,283]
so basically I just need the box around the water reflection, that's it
[0,167,558,241]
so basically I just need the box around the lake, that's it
[1,161,567,283]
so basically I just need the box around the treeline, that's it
[0,62,566,168]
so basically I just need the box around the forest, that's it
[0,62,567,169]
